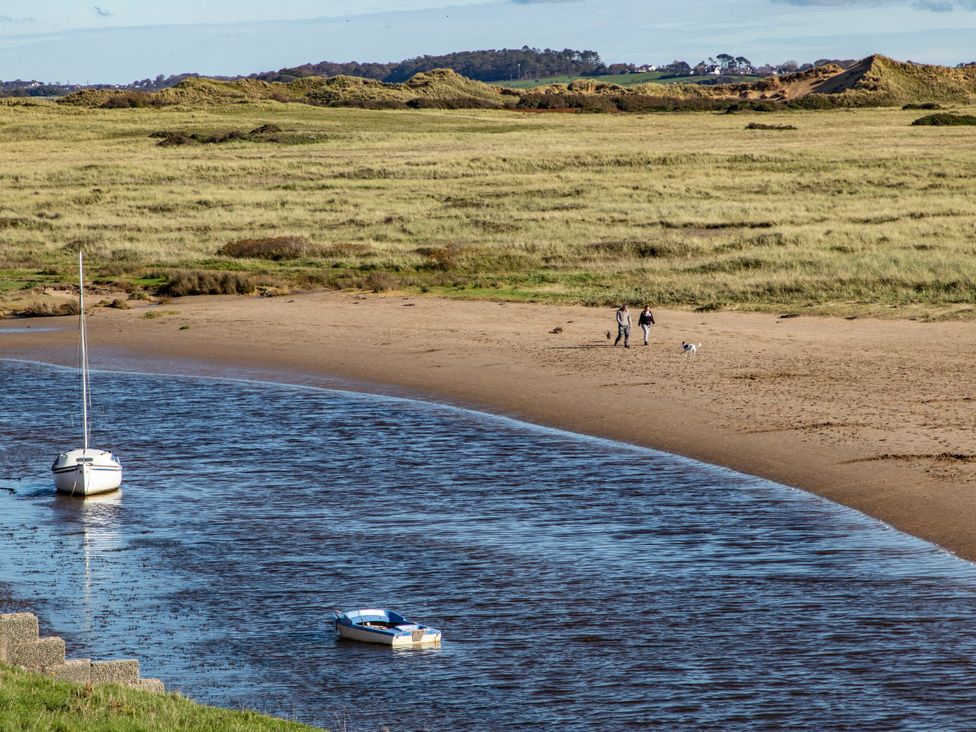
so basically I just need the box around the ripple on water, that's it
[2,359,976,730]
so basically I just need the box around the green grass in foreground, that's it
[1,100,975,319]
[0,665,323,732]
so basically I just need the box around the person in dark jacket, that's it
[638,305,655,346]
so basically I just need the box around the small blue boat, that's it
[334,608,442,647]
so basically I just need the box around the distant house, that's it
[692,63,723,76]
[636,64,657,73]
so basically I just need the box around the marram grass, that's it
[1,100,975,318]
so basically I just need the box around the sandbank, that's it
[3,292,975,560]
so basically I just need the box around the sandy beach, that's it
[4,292,975,560]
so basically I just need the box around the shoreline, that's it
[3,291,976,560]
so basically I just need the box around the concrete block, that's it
[47,659,92,685]
[0,614,39,662]
[10,636,66,671]
[133,678,166,693]
[90,659,140,685]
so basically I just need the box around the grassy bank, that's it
[0,100,975,318]
[0,665,323,731]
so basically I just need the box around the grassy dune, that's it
[0,665,322,731]
[1,99,975,318]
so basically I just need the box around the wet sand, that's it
[3,292,976,560]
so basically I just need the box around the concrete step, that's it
[0,613,40,662]
[9,636,66,672]
[47,659,92,685]
[133,677,166,693]
[1,613,164,692]
[91,659,140,685]
[46,659,155,689]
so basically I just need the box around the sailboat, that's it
[52,251,123,496]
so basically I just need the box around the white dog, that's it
[681,341,701,356]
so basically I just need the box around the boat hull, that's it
[52,449,122,496]
[336,623,441,647]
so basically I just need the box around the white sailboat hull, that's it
[52,449,122,496]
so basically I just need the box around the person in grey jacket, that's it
[614,304,631,348]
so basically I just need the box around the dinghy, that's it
[52,252,123,496]
[334,609,442,648]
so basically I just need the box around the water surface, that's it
[2,358,976,730]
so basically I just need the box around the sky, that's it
[1,0,975,83]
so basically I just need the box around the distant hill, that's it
[59,55,976,111]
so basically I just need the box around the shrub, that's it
[101,91,168,109]
[219,236,321,260]
[15,301,81,317]
[153,129,273,146]
[157,133,195,147]
[330,98,408,109]
[365,272,397,291]
[902,102,942,110]
[745,122,798,131]
[912,113,976,126]
[416,246,459,271]
[211,130,249,143]
[406,96,499,109]
[515,94,775,114]
[785,94,855,110]
[724,101,780,114]
[157,271,256,297]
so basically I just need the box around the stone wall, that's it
[0,612,164,691]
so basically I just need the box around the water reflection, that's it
[0,327,61,334]
[51,492,124,634]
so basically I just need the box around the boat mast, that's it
[79,250,89,453]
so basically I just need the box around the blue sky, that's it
[1,0,975,83]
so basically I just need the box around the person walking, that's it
[614,304,631,348]
[638,305,655,346]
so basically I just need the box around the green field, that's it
[0,665,322,731]
[496,72,761,89]
[1,99,975,318]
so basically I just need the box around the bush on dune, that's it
[911,113,976,126]
[219,236,321,261]
[15,301,81,317]
[100,91,171,108]
[406,96,503,109]
[745,122,798,130]
[157,271,256,297]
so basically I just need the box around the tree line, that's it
[250,47,606,84]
